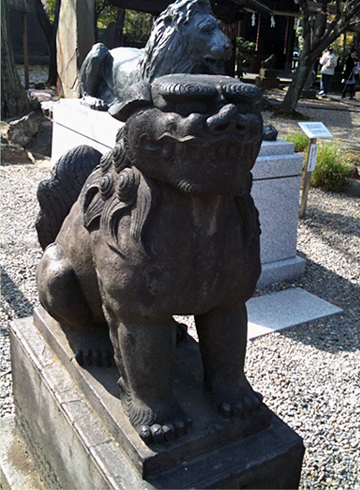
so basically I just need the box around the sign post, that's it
[298,122,333,219]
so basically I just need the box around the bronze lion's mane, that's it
[138,0,214,82]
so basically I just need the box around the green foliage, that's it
[123,10,152,44]
[332,32,355,61]
[285,132,309,153]
[43,0,56,22]
[311,141,353,192]
[97,3,118,29]
[235,38,256,77]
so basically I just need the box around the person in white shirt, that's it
[319,46,337,98]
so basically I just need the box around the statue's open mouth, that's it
[156,133,261,163]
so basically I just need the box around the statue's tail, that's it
[36,145,103,249]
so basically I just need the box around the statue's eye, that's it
[139,135,162,151]
[200,24,214,34]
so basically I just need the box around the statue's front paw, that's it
[216,390,263,419]
[119,378,192,444]
[207,377,263,419]
[137,415,193,444]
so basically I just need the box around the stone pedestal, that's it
[255,70,280,89]
[252,141,305,287]
[10,308,304,489]
[51,100,305,288]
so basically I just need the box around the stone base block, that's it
[355,91,360,101]
[259,68,278,78]
[257,256,306,288]
[10,309,304,489]
[255,76,280,89]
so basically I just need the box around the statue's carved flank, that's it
[79,0,232,110]
[36,74,264,444]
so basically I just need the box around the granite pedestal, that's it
[10,307,304,489]
[51,100,305,288]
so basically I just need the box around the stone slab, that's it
[247,288,343,339]
[258,140,296,157]
[252,153,303,180]
[52,100,120,160]
[10,312,305,489]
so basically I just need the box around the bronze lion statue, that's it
[80,0,232,110]
[36,74,264,445]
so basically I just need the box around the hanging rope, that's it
[256,14,261,51]
[284,16,290,54]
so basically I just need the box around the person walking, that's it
[341,49,359,100]
[319,46,337,98]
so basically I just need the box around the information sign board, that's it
[298,122,333,139]
[307,143,318,172]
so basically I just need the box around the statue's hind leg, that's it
[103,307,192,444]
[195,304,263,418]
[36,243,112,366]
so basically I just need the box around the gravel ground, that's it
[264,91,360,149]
[1,84,360,489]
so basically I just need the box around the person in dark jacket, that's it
[342,49,359,99]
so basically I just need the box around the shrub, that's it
[235,38,256,78]
[285,132,309,153]
[311,141,353,191]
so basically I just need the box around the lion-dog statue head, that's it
[138,0,232,81]
[80,0,232,110]
[37,74,264,445]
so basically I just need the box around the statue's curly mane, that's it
[138,0,214,82]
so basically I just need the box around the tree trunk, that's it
[279,58,313,113]
[1,0,28,118]
[33,0,60,87]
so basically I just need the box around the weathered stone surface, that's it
[7,112,41,147]
[26,120,52,157]
[1,142,32,163]
[56,0,95,98]
[343,178,360,197]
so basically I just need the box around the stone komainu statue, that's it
[36,74,264,445]
[79,0,232,110]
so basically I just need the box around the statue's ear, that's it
[109,82,152,122]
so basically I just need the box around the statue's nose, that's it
[206,104,246,133]
[211,38,232,59]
